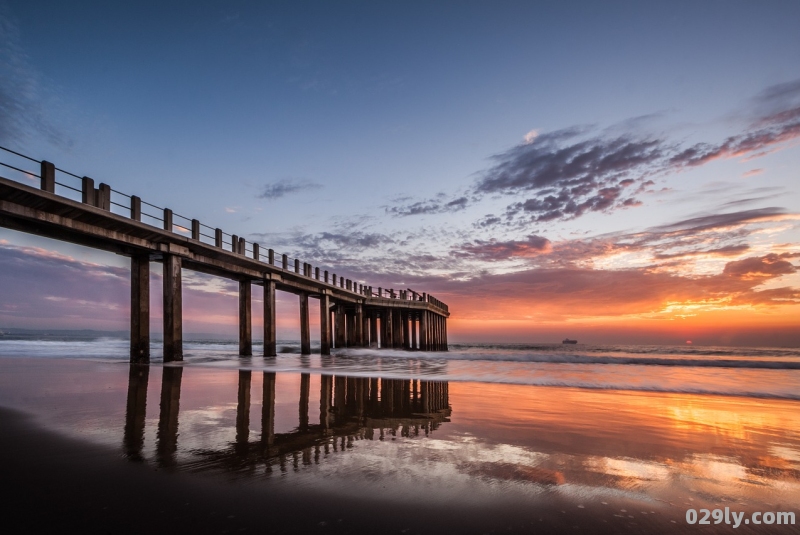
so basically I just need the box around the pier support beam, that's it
[392,309,403,349]
[239,280,252,356]
[299,292,311,355]
[130,254,150,363]
[420,311,429,351]
[320,293,331,355]
[384,309,393,349]
[402,311,410,350]
[263,279,276,357]
[162,254,182,362]
[411,313,417,350]
[335,305,346,348]
[354,304,364,347]
[369,311,378,348]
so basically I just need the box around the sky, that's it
[1,0,799,346]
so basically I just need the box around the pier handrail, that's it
[0,145,449,313]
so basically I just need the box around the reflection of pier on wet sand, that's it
[124,365,450,472]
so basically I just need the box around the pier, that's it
[0,147,450,361]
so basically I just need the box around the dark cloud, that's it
[669,79,800,169]
[478,133,664,194]
[651,207,787,234]
[456,234,552,260]
[653,244,750,260]
[386,195,469,217]
[258,178,321,200]
[723,253,798,280]
[406,78,800,226]
[452,207,794,269]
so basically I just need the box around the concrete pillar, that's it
[162,254,182,362]
[40,160,55,192]
[344,310,353,347]
[261,372,276,446]
[411,313,417,350]
[443,317,448,351]
[329,308,334,349]
[252,242,259,260]
[215,228,222,248]
[393,309,403,349]
[123,364,149,460]
[420,311,429,351]
[402,311,410,350]
[282,254,288,270]
[361,307,369,347]
[299,373,310,431]
[294,259,300,273]
[263,279,277,357]
[239,279,252,356]
[130,254,150,363]
[231,234,238,252]
[369,311,378,348]
[384,309,393,348]
[320,293,331,355]
[433,314,439,351]
[236,370,251,446]
[268,249,274,265]
[191,219,200,240]
[354,305,364,346]
[439,315,444,351]
[335,305,346,348]
[299,292,311,355]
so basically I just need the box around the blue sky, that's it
[1,1,799,344]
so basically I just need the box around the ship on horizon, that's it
[562,338,578,344]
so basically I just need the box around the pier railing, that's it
[0,146,448,313]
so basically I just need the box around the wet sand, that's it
[0,356,798,534]
[0,406,646,534]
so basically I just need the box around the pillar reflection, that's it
[122,366,451,474]
[123,364,149,461]
[156,366,183,467]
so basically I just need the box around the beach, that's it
[0,340,799,533]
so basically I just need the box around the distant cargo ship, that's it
[562,338,578,344]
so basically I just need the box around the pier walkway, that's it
[0,147,450,362]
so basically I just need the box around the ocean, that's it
[2,331,799,399]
